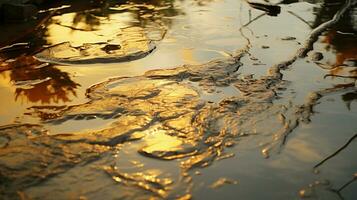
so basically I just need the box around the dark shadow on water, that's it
[342,91,357,110]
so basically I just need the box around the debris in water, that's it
[209,177,238,189]
[299,188,313,198]
[281,36,296,41]
[262,148,270,158]
[247,2,281,16]
[310,52,323,61]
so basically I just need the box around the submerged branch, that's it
[298,0,357,58]
[314,133,357,169]
[269,0,356,72]
[328,173,357,200]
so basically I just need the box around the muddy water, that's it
[0,0,357,199]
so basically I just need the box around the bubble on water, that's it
[299,188,313,198]
[262,148,270,158]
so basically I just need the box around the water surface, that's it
[0,0,356,199]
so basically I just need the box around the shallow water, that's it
[0,0,357,199]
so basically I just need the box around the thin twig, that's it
[287,11,313,28]
[314,133,357,169]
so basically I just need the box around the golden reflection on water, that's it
[0,71,16,115]
[181,48,199,64]
[0,0,357,199]
[46,12,155,53]
[142,129,184,154]
[0,0,178,109]
[104,165,173,198]
[40,9,164,63]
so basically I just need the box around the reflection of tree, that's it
[1,0,184,60]
[7,56,79,104]
[67,2,108,31]
[0,0,188,105]
[309,0,357,109]
[313,0,357,67]
[323,30,357,67]
[71,11,101,31]
[51,0,183,34]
